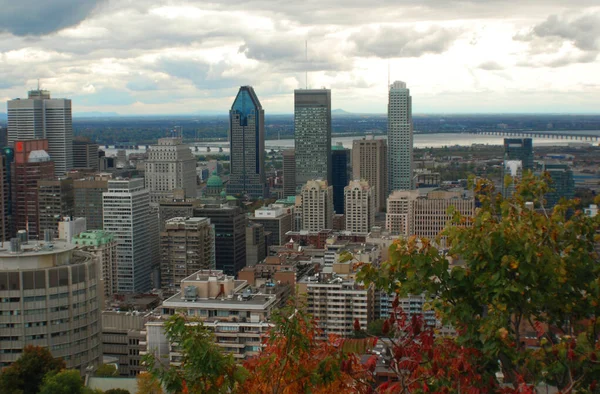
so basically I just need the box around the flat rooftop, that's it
[0,240,76,258]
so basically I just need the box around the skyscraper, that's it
[282,149,296,198]
[504,138,534,171]
[541,162,575,208]
[37,178,74,237]
[352,136,387,211]
[8,90,73,176]
[103,179,158,293]
[72,138,99,170]
[387,81,413,191]
[294,89,332,189]
[331,143,350,214]
[345,179,375,234]
[145,138,197,204]
[73,175,110,231]
[300,180,333,231]
[228,86,266,198]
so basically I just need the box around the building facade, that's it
[7,90,73,176]
[352,137,387,211]
[294,89,332,189]
[228,86,266,198]
[282,149,296,198]
[72,139,99,170]
[541,162,575,208]
[300,180,334,232]
[344,180,375,234]
[331,143,349,214]
[73,176,109,231]
[101,311,151,376]
[158,189,201,231]
[504,138,534,170]
[249,205,293,247]
[387,81,413,191]
[246,222,266,267]
[37,178,74,237]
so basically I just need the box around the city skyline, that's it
[0,1,599,115]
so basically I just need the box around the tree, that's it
[105,389,132,394]
[136,372,164,394]
[38,370,85,394]
[0,345,66,394]
[359,173,600,392]
[96,363,119,377]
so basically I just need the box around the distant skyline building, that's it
[145,137,197,204]
[294,89,332,189]
[72,138,99,170]
[7,89,73,176]
[228,86,266,198]
[73,175,110,231]
[331,143,350,214]
[540,162,575,208]
[282,149,296,198]
[387,81,414,191]
[300,179,334,232]
[504,138,534,170]
[37,178,74,237]
[352,136,387,211]
[345,179,375,234]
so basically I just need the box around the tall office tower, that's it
[0,126,7,148]
[249,204,293,246]
[300,180,334,231]
[246,222,266,267]
[282,149,296,198]
[504,138,534,171]
[158,189,201,231]
[38,178,74,237]
[345,180,375,234]
[7,90,73,177]
[193,204,246,276]
[72,230,118,304]
[0,240,101,373]
[294,89,332,189]
[352,136,388,211]
[160,217,215,292]
[145,138,197,204]
[0,154,10,242]
[228,86,266,199]
[73,175,109,231]
[12,140,55,239]
[541,162,575,208]
[72,138,100,170]
[331,143,350,214]
[103,179,157,293]
[387,81,413,191]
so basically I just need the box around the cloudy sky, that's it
[0,0,599,115]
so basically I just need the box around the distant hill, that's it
[332,108,351,115]
[74,111,120,118]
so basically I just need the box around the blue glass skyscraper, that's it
[331,143,349,214]
[228,86,266,198]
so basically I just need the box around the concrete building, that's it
[331,143,350,214]
[58,217,87,243]
[12,139,55,239]
[73,175,110,231]
[72,230,118,304]
[103,179,158,293]
[193,204,246,276]
[145,138,197,204]
[352,136,387,211]
[158,189,201,232]
[300,180,334,232]
[294,89,332,189]
[249,205,293,247]
[344,179,375,234]
[0,239,101,372]
[387,81,413,191]
[72,139,99,170]
[228,86,266,198]
[7,90,73,176]
[282,149,296,198]
[246,222,266,267]
[0,152,11,243]
[147,270,278,362]
[101,311,152,376]
[160,217,215,292]
[37,178,74,237]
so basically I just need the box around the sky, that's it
[0,0,599,115]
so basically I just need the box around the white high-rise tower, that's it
[387,81,413,191]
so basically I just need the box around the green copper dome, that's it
[207,170,223,188]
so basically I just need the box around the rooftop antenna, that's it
[305,40,308,89]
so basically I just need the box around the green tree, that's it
[0,345,66,394]
[359,173,600,392]
[38,370,85,394]
[96,363,119,377]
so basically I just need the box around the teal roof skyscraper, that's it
[228,86,266,199]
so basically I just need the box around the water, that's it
[102,131,599,157]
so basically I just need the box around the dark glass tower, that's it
[504,138,534,170]
[331,144,349,214]
[228,86,266,199]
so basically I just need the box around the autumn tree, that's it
[359,173,600,392]
[0,345,66,394]
[136,372,164,394]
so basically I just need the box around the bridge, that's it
[467,130,600,142]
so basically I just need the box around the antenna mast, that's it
[305,40,308,89]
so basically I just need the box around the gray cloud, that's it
[478,61,505,70]
[531,12,600,51]
[0,0,105,36]
[152,58,247,90]
[349,25,463,58]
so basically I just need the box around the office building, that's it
[12,140,55,239]
[0,240,101,372]
[345,179,375,234]
[228,86,266,198]
[504,138,534,171]
[158,189,201,231]
[300,180,333,232]
[331,143,349,214]
[145,138,197,204]
[249,204,293,247]
[72,139,99,170]
[294,89,332,189]
[101,311,152,376]
[7,90,73,176]
[103,179,158,293]
[541,162,575,208]
[73,175,109,231]
[160,217,215,291]
[352,137,387,211]
[193,204,246,276]
[0,152,10,242]
[246,222,266,267]
[282,149,296,198]
[387,81,413,191]
[58,216,87,243]
[37,178,74,237]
